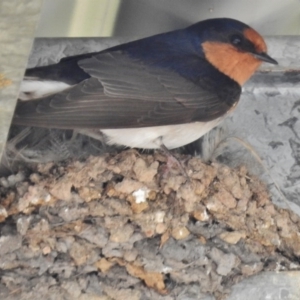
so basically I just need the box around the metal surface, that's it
[228,271,300,300]
[220,36,300,213]
[0,0,43,167]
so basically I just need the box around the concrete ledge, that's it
[0,0,43,163]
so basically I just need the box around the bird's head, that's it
[188,18,277,85]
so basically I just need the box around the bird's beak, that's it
[252,52,278,65]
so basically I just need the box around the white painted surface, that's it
[36,0,300,37]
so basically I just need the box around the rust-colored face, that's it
[202,28,267,86]
[244,28,267,53]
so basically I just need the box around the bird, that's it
[13,18,277,151]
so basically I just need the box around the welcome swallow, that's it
[14,18,277,150]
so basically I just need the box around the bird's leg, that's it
[158,138,189,178]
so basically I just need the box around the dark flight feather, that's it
[14,50,240,129]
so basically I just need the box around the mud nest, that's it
[0,149,300,300]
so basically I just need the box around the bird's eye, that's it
[230,35,243,46]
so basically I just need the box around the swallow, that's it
[13,18,277,150]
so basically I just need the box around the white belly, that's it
[101,118,222,149]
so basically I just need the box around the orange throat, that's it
[202,41,262,86]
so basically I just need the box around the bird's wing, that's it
[14,51,241,129]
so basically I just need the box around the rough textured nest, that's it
[0,149,300,300]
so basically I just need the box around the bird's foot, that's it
[159,141,189,179]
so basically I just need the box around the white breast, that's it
[101,118,222,149]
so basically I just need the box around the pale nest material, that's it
[0,149,300,300]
